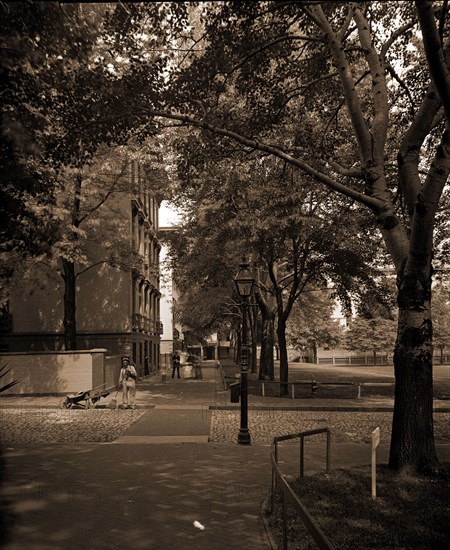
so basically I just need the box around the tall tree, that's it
[344,316,398,364]
[286,289,344,364]
[1,2,177,348]
[54,145,152,350]
[122,0,449,473]
[164,133,379,389]
[6,2,450,472]
[16,145,161,350]
[0,2,100,302]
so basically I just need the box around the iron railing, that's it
[270,428,333,550]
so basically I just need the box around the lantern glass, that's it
[234,262,255,297]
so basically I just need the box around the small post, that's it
[357,383,361,399]
[271,467,275,511]
[326,429,331,473]
[371,427,380,500]
[300,436,305,478]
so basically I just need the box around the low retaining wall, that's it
[0,349,122,395]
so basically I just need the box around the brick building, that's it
[0,161,162,377]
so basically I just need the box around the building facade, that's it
[158,226,185,364]
[0,161,162,377]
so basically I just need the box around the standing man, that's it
[118,357,137,409]
[171,351,181,379]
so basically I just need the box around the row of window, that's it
[130,162,161,332]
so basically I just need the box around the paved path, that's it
[2,441,275,550]
[1,363,449,550]
[2,365,274,550]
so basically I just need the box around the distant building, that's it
[158,224,231,363]
[158,226,185,363]
[0,161,162,377]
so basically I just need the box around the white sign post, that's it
[371,427,380,500]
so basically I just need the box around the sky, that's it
[159,200,180,227]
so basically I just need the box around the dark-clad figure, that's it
[172,351,181,379]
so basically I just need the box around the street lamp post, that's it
[234,260,255,445]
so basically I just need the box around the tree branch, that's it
[309,4,373,164]
[337,3,355,42]
[416,1,450,122]
[323,157,364,178]
[228,33,323,75]
[386,63,416,118]
[77,161,131,225]
[398,82,443,216]
[381,18,417,60]
[75,260,108,278]
[354,6,389,164]
[137,107,384,212]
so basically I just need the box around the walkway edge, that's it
[109,435,209,444]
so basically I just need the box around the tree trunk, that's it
[61,172,82,352]
[255,284,276,380]
[251,338,257,374]
[249,303,258,374]
[259,312,275,380]
[312,340,318,364]
[389,302,438,473]
[62,258,77,350]
[277,318,289,396]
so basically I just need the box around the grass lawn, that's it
[221,362,450,546]
[267,463,450,549]
[249,363,450,548]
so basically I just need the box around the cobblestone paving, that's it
[0,407,145,444]
[1,406,449,445]
[209,410,450,444]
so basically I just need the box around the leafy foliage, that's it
[344,317,397,358]
[3,1,450,471]
[286,289,344,353]
[432,283,450,354]
[1,3,106,301]
[0,2,180,303]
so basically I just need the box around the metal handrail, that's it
[270,428,333,550]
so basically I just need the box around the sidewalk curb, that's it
[2,403,449,413]
[212,405,397,412]
[210,405,450,413]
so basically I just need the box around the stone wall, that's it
[0,349,122,395]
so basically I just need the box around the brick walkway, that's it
[1,363,449,550]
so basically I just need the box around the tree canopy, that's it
[3,1,450,473]
[345,316,398,362]
[148,0,449,473]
